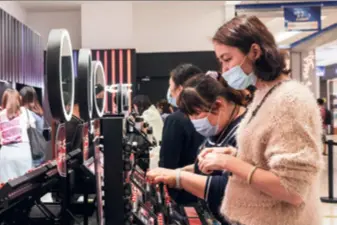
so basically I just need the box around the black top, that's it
[159,110,204,205]
[195,113,245,224]
[65,115,84,152]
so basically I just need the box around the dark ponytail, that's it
[178,73,245,115]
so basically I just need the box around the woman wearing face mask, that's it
[148,74,246,224]
[197,15,322,225]
[159,64,205,205]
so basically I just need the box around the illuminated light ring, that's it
[46,29,75,122]
[92,61,107,118]
[77,49,93,120]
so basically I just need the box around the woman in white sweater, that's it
[133,95,163,143]
[133,95,164,168]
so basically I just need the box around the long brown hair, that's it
[213,15,290,81]
[19,86,43,116]
[178,73,245,115]
[2,89,22,120]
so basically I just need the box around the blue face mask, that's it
[222,59,257,90]
[166,88,177,107]
[191,111,221,137]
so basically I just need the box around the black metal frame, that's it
[100,115,125,225]
[321,140,337,203]
[77,49,93,121]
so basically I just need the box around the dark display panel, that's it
[136,51,218,103]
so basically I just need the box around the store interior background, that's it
[1,0,337,223]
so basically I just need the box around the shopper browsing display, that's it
[159,64,205,205]
[147,74,247,224]
[196,15,323,225]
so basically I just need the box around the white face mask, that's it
[222,57,257,90]
[166,88,177,107]
[191,110,221,138]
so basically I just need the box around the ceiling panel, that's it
[18,1,83,11]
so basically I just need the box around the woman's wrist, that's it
[220,154,233,170]
[175,169,182,189]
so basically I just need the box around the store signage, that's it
[284,6,321,31]
[316,66,326,77]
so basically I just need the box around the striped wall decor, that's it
[91,49,136,114]
[0,9,43,88]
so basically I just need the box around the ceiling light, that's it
[275,31,301,43]
[225,1,241,5]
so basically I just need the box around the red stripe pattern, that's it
[92,49,135,114]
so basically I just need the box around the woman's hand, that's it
[146,168,177,188]
[198,153,232,174]
[198,146,237,162]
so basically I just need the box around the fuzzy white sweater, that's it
[221,80,323,225]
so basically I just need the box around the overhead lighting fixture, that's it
[275,31,301,43]
[225,1,241,5]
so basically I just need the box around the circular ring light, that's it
[46,29,75,122]
[92,61,106,118]
[77,49,93,120]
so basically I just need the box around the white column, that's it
[223,2,236,22]
[290,51,302,82]
[290,50,319,98]
[81,1,134,49]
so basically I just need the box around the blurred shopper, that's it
[317,98,331,155]
[156,99,173,122]
[132,95,164,169]
[133,95,164,143]
[20,86,44,135]
[0,89,35,183]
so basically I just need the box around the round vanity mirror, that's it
[77,49,93,120]
[92,61,106,118]
[46,29,75,122]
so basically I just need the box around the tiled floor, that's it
[320,138,337,225]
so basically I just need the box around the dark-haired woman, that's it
[156,99,173,122]
[0,89,35,183]
[159,64,204,205]
[196,15,322,225]
[148,74,246,224]
[20,86,44,135]
[20,86,48,166]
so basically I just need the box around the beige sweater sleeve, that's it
[264,91,323,201]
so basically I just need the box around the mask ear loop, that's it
[240,55,248,67]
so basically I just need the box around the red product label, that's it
[55,124,66,177]
[184,207,202,225]
[157,213,164,225]
[82,123,89,161]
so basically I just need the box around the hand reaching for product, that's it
[146,167,177,188]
